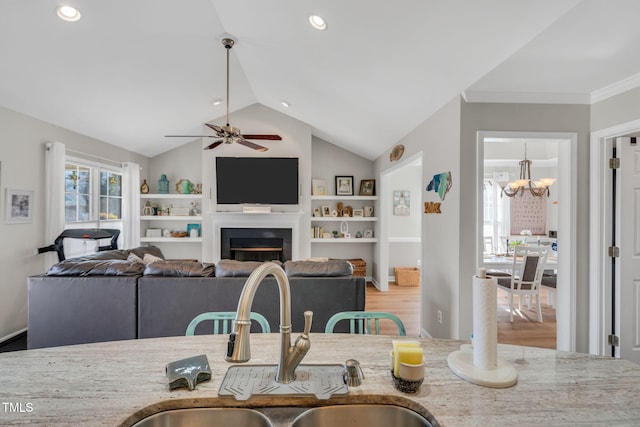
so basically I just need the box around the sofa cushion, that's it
[67,249,129,261]
[46,259,144,276]
[214,259,263,277]
[143,261,215,277]
[128,245,165,260]
[284,259,353,277]
[214,260,284,277]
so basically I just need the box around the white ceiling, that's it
[2,1,640,160]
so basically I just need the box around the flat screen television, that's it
[216,157,299,205]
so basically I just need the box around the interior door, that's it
[618,136,640,364]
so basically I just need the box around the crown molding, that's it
[462,90,590,105]
[590,72,640,104]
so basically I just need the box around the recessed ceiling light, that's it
[308,15,327,31]
[212,99,222,106]
[56,5,82,22]
[281,101,290,108]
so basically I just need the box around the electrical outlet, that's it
[437,310,443,324]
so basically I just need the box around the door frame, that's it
[377,151,423,292]
[589,119,640,356]
[477,131,578,352]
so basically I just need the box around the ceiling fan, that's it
[165,37,282,151]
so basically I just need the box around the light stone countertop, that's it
[1,334,640,426]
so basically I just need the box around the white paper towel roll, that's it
[473,274,498,370]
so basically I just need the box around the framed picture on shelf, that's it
[313,207,321,217]
[186,223,201,237]
[363,229,374,238]
[335,176,354,196]
[6,189,33,224]
[321,205,331,216]
[359,179,375,196]
[312,179,327,196]
[352,208,364,217]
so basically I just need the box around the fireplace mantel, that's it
[204,211,304,262]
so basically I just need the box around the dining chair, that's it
[185,311,271,335]
[325,311,406,336]
[496,245,550,323]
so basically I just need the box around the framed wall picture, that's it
[359,179,375,196]
[6,189,33,223]
[335,176,354,196]
[312,178,327,196]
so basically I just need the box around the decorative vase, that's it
[158,174,170,194]
[175,179,193,194]
[140,179,149,194]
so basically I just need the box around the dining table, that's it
[482,253,558,272]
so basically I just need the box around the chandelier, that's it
[497,143,555,198]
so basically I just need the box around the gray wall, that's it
[460,101,591,352]
[591,86,640,131]
[375,96,462,339]
[0,106,148,341]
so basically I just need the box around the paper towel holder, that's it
[447,271,517,388]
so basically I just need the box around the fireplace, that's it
[220,228,293,262]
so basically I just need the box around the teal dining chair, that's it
[325,311,406,336]
[185,311,271,336]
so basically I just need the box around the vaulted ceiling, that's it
[2,1,640,160]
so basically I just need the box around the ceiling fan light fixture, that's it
[308,15,327,31]
[56,5,81,22]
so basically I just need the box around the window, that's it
[483,172,511,254]
[100,171,122,220]
[65,161,122,223]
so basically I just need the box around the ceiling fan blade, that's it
[165,135,221,138]
[241,134,282,140]
[203,140,224,150]
[237,138,268,152]
[205,123,225,134]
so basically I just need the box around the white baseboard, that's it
[370,277,382,290]
[0,328,27,345]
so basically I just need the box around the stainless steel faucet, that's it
[225,262,313,384]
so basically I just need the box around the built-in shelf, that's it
[141,215,202,221]
[213,211,304,216]
[141,194,202,199]
[310,195,378,201]
[311,238,377,243]
[140,237,202,243]
[311,217,378,222]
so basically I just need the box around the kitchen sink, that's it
[291,404,434,427]
[130,404,437,427]
[131,407,272,427]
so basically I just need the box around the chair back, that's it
[185,311,271,336]
[510,245,549,291]
[325,311,406,336]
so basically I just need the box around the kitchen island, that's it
[1,334,639,426]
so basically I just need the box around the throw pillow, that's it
[143,253,164,265]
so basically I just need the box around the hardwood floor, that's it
[365,282,556,349]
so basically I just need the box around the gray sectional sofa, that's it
[27,249,366,349]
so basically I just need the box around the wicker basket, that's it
[347,258,366,277]
[394,267,420,287]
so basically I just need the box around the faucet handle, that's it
[303,310,313,335]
